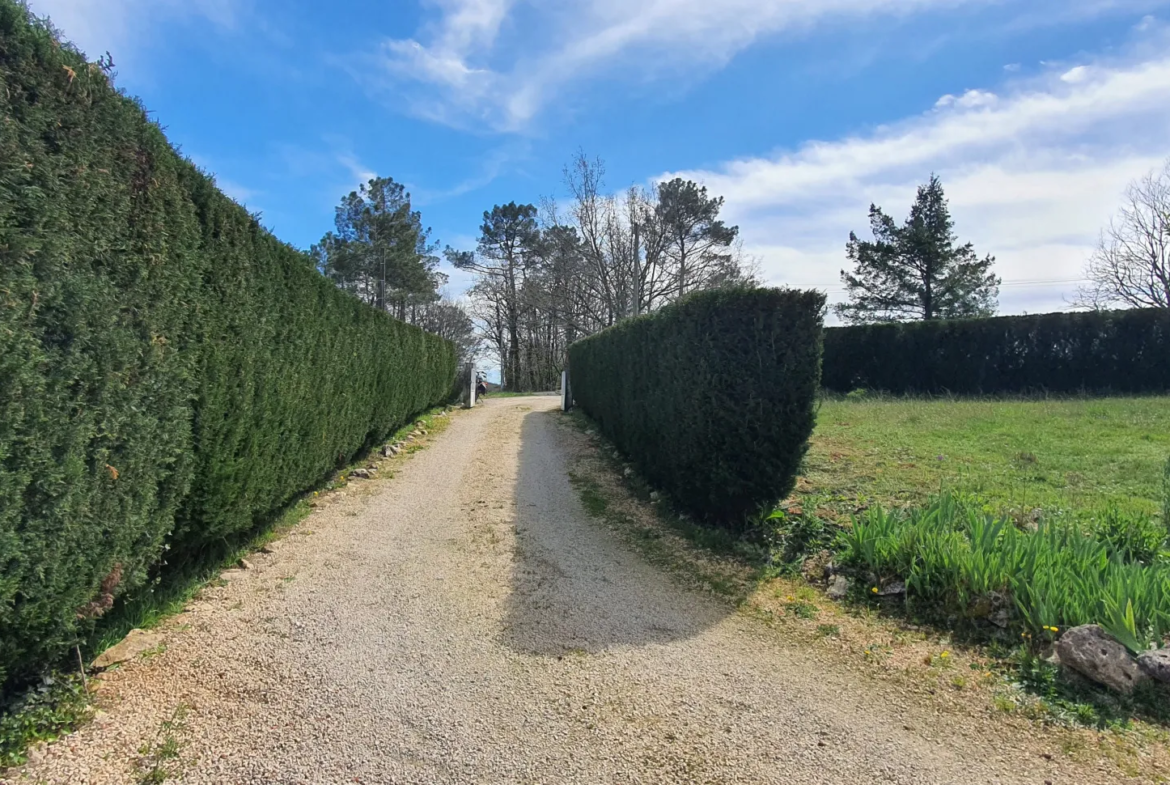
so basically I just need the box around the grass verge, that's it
[0,676,92,769]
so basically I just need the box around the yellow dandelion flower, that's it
[871,587,879,594]
[940,651,950,658]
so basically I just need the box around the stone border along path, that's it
[4,396,1130,784]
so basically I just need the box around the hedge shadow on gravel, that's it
[501,410,733,656]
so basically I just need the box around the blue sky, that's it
[27,0,1170,316]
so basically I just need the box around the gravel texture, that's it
[4,397,1129,784]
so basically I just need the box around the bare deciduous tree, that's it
[1079,161,1170,310]
[456,153,753,391]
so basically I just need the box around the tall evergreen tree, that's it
[655,178,740,299]
[836,175,999,323]
[447,202,540,390]
[312,177,441,320]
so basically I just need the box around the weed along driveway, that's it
[7,397,1139,785]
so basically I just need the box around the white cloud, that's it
[372,0,995,131]
[935,88,998,109]
[336,154,377,190]
[367,0,1170,131]
[661,45,1170,318]
[216,178,261,205]
[26,0,242,64]
[1060,65,1090,82]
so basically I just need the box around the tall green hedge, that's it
[0,2,455,690]
[569,288,826,526]
[822,308,1170,396]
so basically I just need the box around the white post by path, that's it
[561,369,570,412]
[465,363,476,408]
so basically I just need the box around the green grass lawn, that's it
[803,395,1170,523]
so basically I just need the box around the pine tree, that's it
[312,177,441,320]
[836,175,999,323]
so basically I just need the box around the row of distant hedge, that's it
[822,308,1170,396]
[569,288,826,526]
[0,2,455,691]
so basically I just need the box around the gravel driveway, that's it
[6,396,1122,784]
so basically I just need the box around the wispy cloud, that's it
[336,153,377,190]
[272,138,378,204]
[363,0,1169,132]
[366,0,1003,131]
[410,141,532,206]
[27,0,245,63]
[662,30,1170,317]
[215,177,261,206]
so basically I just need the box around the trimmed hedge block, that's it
[569,288,826,526]
[0,2,455,690]
[822,309,1170,396]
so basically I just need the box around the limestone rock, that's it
[1055,625,1148,694]
[826,575,850,601]
[1137,648,1170,684]
[92,629,164,669]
